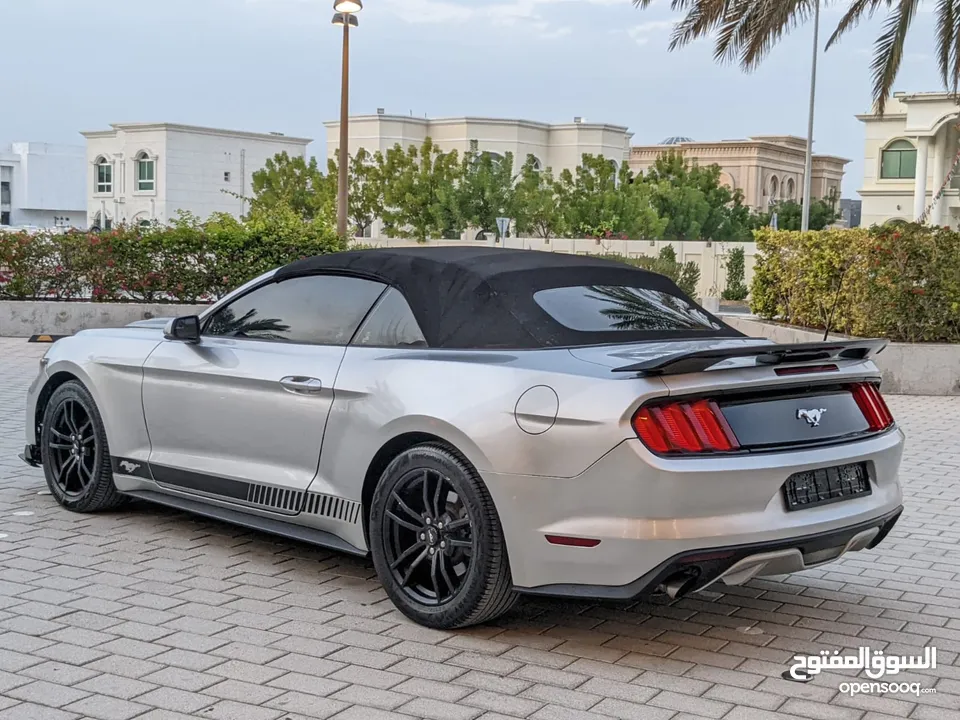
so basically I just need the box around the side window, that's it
[204,275,385,345]
[353,287,427,347]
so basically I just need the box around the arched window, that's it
[880,140,917,179]
[769,175,779,201]
[91,211,112,231]
[478,151,504,165]
[95,157,112,194]
[786,177,796,200]
[136,152,155,192]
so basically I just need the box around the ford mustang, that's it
[21,247,904,628]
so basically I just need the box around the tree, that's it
[458,151,515,239]
[249,152,335,222]
[512,156,566,241]
[632,0,960,115]
[643,151,753,241]
[557,154,665,239]
[753,198,841,231]
[377,138,462,242]
[332,148,383,238]
[721,245,749,301]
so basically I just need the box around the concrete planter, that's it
[721,315,960,396]
[0,300,209,338]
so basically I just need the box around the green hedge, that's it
[0,209,344,303]
[751,224,960,343]
[597,247,701,297]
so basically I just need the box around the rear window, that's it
[533,285,724,333]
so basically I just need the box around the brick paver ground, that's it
[0,337,958,720]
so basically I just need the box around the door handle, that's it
[280,376,324,394]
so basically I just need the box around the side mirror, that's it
[163,315,201,343]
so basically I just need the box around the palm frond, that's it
[952,1,960,97]
[871,0,922,115]
[935,0,960,95]
[825,0,889,50]
[741,0,814,70]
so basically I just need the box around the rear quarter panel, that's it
[316,346,669,502]
[36,329,163,464]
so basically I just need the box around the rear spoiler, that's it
[611,338,888,376]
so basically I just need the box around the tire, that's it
[40,381,126,513]
[369,444,518,629]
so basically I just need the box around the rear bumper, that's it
[487,427,905,591]
[518,505,902,600]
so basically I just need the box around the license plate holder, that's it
[783,462,871,511]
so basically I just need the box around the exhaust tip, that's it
[660,572,700,600]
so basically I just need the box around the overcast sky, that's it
[2,0,946,195]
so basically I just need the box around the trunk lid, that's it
[568,337,774,370]
[574,337,891,452]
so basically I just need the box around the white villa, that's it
[858,91,960,228]
[80,123,312,228]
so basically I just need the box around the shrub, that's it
[751,224,960,343]
[597,248,700,297]
[720,246,748,301]
[0,209,344,303]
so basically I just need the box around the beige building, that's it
[858,91,960,228]
[324,113,632,175]
[629,135,848,212]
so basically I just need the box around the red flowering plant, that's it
[856,223,960,342]
[0,206,345,304]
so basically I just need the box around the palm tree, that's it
[633,0,960,115]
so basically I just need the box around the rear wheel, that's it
[369,444,518,629]
[40,381,125,513]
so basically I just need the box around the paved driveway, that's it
[0,337,958,720]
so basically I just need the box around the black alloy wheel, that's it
[370,444,518,629]
[40,381,126,512]
[382,467,475,606]
[46,398,97,498]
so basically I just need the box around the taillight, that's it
[633,399,739,454]
[851,383,894,431]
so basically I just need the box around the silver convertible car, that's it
[21,247,904,628]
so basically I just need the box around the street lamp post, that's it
[332,1,361,238]
[801,0,820,233]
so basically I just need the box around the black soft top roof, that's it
[275,246,741,349]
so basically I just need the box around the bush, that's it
[751,224,960,343]
[597,246,701,298]
[720,245,748,301]
[0,209,344,303]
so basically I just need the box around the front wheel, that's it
[40,381,126,513]
[369,444,518,629]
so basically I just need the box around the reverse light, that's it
[851,383,894,431]
[633,399,739,454]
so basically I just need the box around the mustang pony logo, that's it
[797,408,828,427]
[118,460,141,474]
